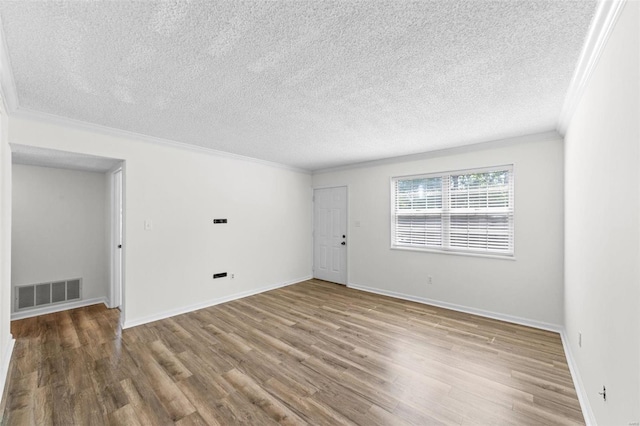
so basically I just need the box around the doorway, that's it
[10,144,124,319]
[313,186,348,285]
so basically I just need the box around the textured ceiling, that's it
[0,1,596,171]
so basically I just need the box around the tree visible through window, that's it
[392,166,514,256]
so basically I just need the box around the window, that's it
[391,165,514,257]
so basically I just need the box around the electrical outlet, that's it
[231,273,235,279]
[578,332,582,348]
[427,276,433,285]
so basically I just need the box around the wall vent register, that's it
[15,278,82,311]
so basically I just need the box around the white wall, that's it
[6,115,313,327]
[564,1,639,424]
[11,165,109,308]
[0,107,14,409]
[313,132,564,327]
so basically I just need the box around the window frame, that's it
[390,164,515,259]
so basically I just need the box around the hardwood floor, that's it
[1,279,584,425]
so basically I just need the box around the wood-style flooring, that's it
[1,279,584,425]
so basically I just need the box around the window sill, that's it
[390,245,516,261]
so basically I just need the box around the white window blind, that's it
[392,166,514,256]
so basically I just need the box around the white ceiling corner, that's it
[314,129,563,174]
[11,106,310,174]
[0,1,598,170]
[557,0,627,135]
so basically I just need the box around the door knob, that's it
[341,242,346,246]
[118,244,122,248]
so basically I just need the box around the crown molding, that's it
[557,0,627,135]
[10,107,311,175]
[2,0,605,174]
[313,129,562,175]
[1,12,308,175]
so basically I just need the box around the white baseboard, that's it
[123,276,312,329]
[347,282,563,333]
[560,330,595,426]
[0,336,15,408]
[11,297,109,320]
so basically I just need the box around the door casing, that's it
[109,165,124,315]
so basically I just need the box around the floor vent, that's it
[15,279,82,311]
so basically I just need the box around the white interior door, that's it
[112,168,123,308]
[313,186,347,285]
